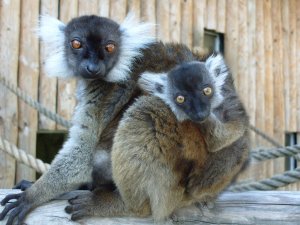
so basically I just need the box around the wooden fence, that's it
[0,0,299,190]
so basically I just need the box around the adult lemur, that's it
[0,14,248,224]
[65,56,250,221]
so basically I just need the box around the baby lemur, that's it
[65,55,250,221]
[0,14,206,225]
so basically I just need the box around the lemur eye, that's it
[176,95,185,104]
[105,43,116,53]
[203,87,212,96]
[71,39,82,49]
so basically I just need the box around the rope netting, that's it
[1,75,300,191]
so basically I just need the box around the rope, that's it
[251,145,300,161]
[0,136,50,174]
[248,124,283,148]
[229,167,300,191]
[0,75,72,128]
[0,74,282,147]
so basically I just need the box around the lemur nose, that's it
[86,64,100,75]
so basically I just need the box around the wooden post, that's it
[56,0,78,131]
[110,0,127,23]
[0,0,21,188]
[78,0,99,16]
[38,0,59,131]
[271,0,285,174]
[1,190,300,224]
[16,0,40,182]
[192,0,206,53]
[156,0,170,42]
[180,0,193,48]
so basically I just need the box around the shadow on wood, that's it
[0,190,300,225]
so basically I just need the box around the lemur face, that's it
[168,62,214,122]
[65,16,121,79]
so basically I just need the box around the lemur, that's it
[65,56,250,221]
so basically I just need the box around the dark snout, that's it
[82,63,104,79]
[190,110,210,122]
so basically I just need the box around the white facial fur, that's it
[38,13,155,81]
[205,54,229,108]
[138,72,189,122]
[38,15,72,78]
[106,13,155,82]
[138,54,229,121]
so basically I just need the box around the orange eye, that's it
[105,43,115,53]
[203,87,212,96]
[71,39,82,49]
[176,95,185,104]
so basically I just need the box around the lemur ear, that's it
[138,72,167,96]
[105,13,156,82]
[205,53,229,108]
[38,15,73,78]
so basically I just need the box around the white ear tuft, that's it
[105,13,156,82]
[38,15,74,78]
[138,72,167,96]
[205,54,229,108]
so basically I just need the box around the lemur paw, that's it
[0,191,34,225]
[13,180,34,191]
[65,191,97,221]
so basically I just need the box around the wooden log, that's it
[281,0,290,134]
[110,0,127,23]
[216,0,226,33]
[56,0,78,131]
[271,0,285,174]
[0,0,21,188]
[169,0,181,43]
[78,0,99,16]
[1,190,300,224]
[38,0,59,130]
[205,0,217,30]
[263,0,274,179]
[180,0,193,48]
[297,0,300,132]
[156,0,170,42]
[17,0,40,182]
[288,0,297,132]
[192,0,206,53]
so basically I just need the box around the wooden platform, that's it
[0,190,300,225]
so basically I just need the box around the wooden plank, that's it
[180,0,193,48]
[57,0,78,131]
[127,0,141,18]
[254,0,265,146]
[262,0,274,180]
[78,0,99,16]
[156,0,170,41]
[1,190,300,224]
[237,0,248,112]
[192,0,206,53]
[281,0,290,134]
[205,0,217,30]
[169,0,181,43]
[16,0,40,182]
[247,0,257,147]
[98,0,110,17]
[0,0,20,188]
[141,0,156,24]
[110,0,127,23]
[38,0,59,131]
[224,0,239,84]
[271,0,285,175]
[216,0,226,33]
[297,0,300,132]
[288,0,297,132]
